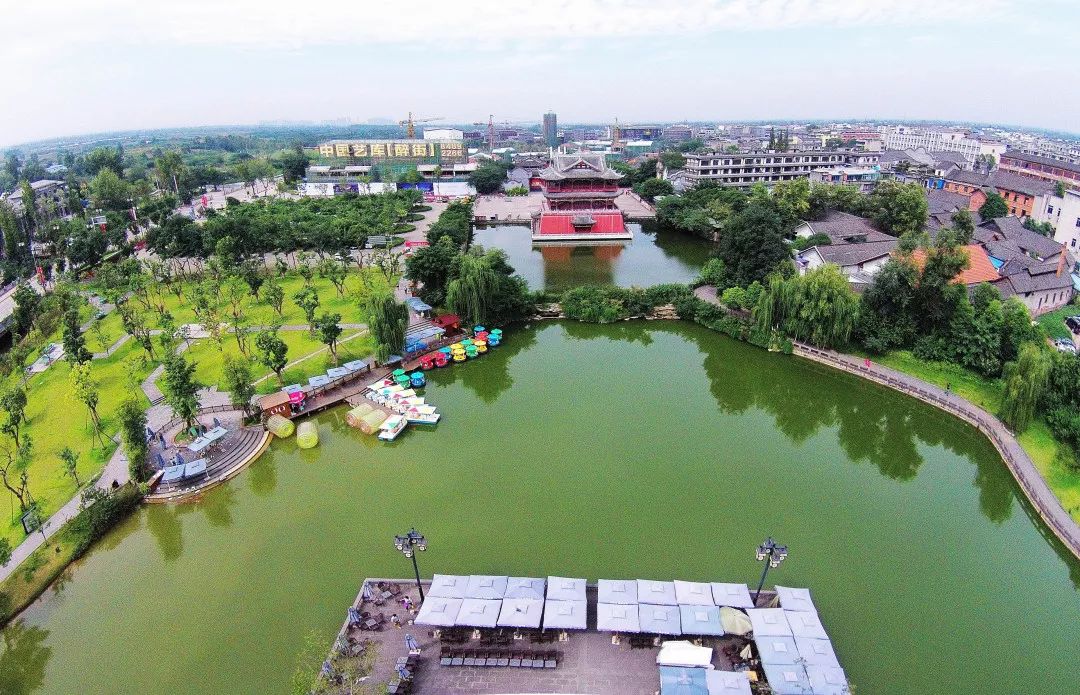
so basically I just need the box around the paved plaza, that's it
[474,191,655,224]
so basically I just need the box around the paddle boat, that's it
[452,352,466,363]
[410,372,426,388]
[405,408,441,425]
[474,340,487,354]
[433,352,449,367]
[377,414,408,441]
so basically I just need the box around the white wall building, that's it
[1048,188,1080,253]
[881,127,1005,166]
[423,128,464,141]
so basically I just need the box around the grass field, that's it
[1037,302,1080,341]
[869,349,1080,523]
[1,339,158,545]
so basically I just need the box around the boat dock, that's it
[319,574,844,695]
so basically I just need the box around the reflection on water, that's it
[473,224,711,292]
[0,621,50,695]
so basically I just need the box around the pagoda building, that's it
[531,153,631,241]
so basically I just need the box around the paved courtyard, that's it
[474,191,655,225]
[337,581,748,695]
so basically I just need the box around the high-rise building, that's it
[542,112,558,147]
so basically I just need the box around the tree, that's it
[62,306,91,364]
[755,265,859,348]
[293,285,320,332]
[83,146,124,176]
[867,180,928,236]
[857,258,920,352]
[405,235,458,306]
[950,209,976,244]
[222,355,255,415]
[978,192,1009,221]
[446,253,499,326]
[318,257,348,297]
[1000,343,1052,432]
[772,178,811,229]
[69,362,106,447]
[154,150,185,195]
[277,143,309,184]
[58,446,80,487]
[313,312,343,363]
[0,437,34,515]
[0,537,10,567]
[255,330,289,384]
[161,352,201,428]
[469,163,507,194]
[88,168,132,211]
[659,151,686,170]
[365,293,408,362]
[716,199,791,287]
[117,398,149,482]
[118,302,156,359]
[633,178,674,202]
[11,283,39,337]
[264,279,285,315]
[0,386,28,447]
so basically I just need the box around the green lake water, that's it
[3,321,1080,695]
[472,224,711,292]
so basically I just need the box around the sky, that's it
[1,0,1078,148]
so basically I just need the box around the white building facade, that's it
[881,127,1005,166]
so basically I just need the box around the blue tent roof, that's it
[659,666,709,695]
[406,297,433,312]
[678,604,725,636]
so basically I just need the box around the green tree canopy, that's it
[978,192,1009,221]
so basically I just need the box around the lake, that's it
[3,321,1079,695]
[472,223,711,292]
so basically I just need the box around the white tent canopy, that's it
[705,671,752,695]
[428,574,468,599]
[776,586,817,613]
[719,607,752,636]
[465,575,508,600]
[806,665,850,695]
[795,637,841,668]
[414,596,462,626]
[674,580,714,606]
[656,640,712,668]
[755,635,800,665]
[497,597,543,628]
[747,608,792,637]
[543,599,587,630]
[762,663,813,695]
[597,579,638,605]
[639,604,682,635]
[710,583,754,608]
[546,576,587,602]
[503,577,545,600]
[455,598,501,627]
[596,602,641,633]
[637,579,678,606]
[786,611,829,640]
[678,604,725,636]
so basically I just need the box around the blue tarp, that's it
[184,458,207,479]
[678,604,725,636]
[659,666,709,695]
[406,297,433,312]
[162,464,185,484]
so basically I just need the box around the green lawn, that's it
[868,349,1080,523]
[184,329,374,394]
[1,339,158,545]
[145,268,393,328]
[1037,302,1080,341]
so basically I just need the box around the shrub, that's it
[67,485,143,555]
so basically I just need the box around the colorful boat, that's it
[266,414,295,438]
[410,372,426,387]
[378,414,408,441]
[433,352,449,367]
[474,340,487,353]
[465,346,478,359]
[452,351,466,362]
[405,408,441,425]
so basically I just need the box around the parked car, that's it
[1053,338,1077,354]
[1065,315,1080,332]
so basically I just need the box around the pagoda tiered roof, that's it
[538,153,624,181]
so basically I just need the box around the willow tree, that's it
[1000,343,1052,433]
[446,254,498,326]
[366,293,408,363]
[754,265,859,349]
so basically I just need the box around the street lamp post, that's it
[752,537,788,605]
[394,528,428,602]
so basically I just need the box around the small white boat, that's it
[405,409,441,425]
[392,389,417,399]
[394,396,425,406]
[377,415,408,441]
[408,404,437,415]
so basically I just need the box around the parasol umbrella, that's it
[720,607,752,636]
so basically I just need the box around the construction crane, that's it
[399,112,443,139]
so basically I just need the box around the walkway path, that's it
[693,284,1080,559]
